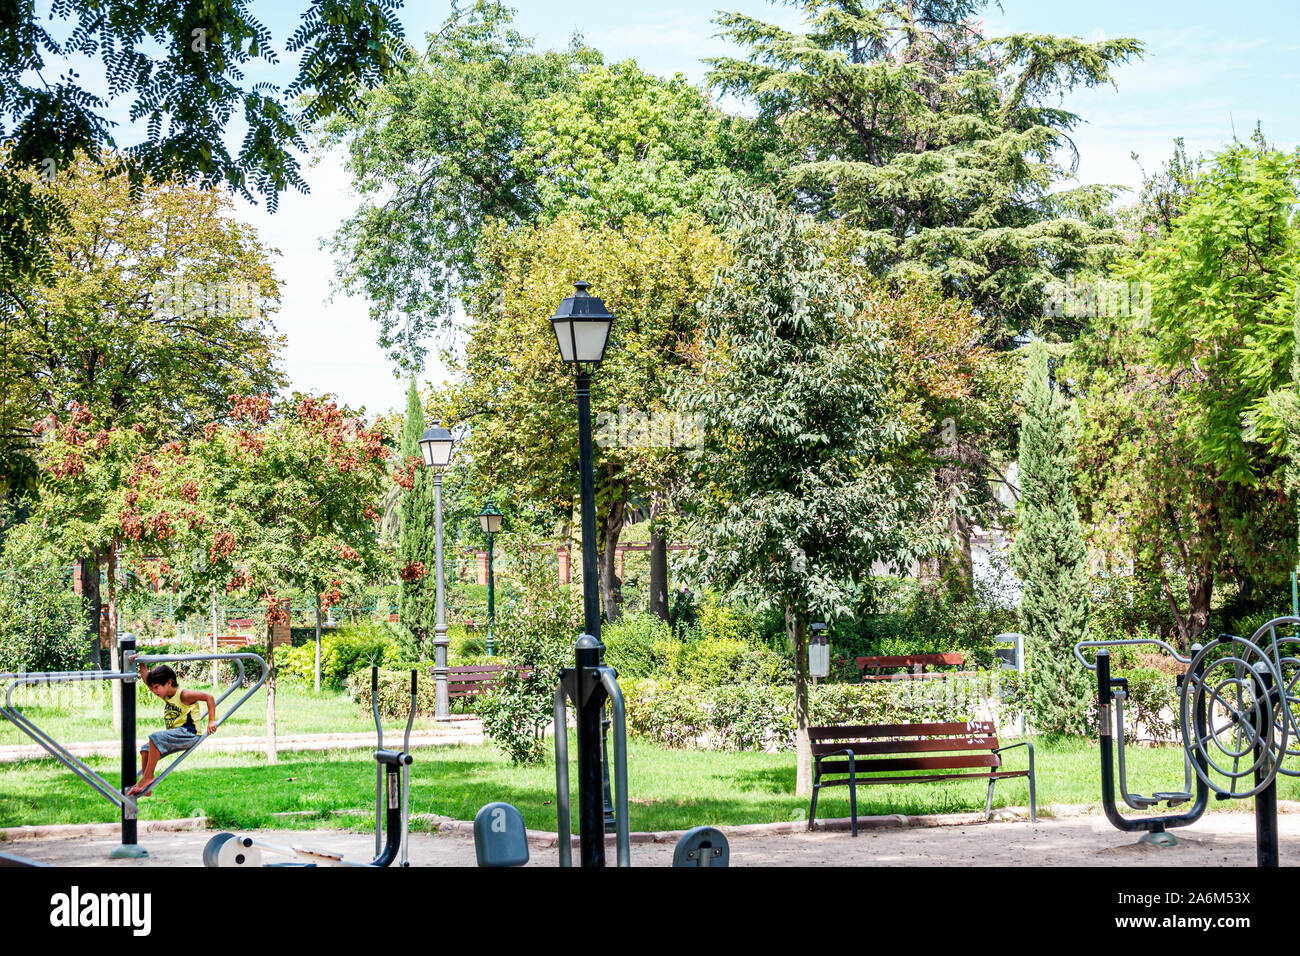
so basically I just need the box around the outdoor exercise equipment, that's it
[1073,638,1208,848]
[0,634,266,858]
[1076,616,1300,866]
[553,633,630,867]
[672,826,730,867]
[203,666,418,867]
[473,802,529,867]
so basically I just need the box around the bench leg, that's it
[1027,743,1037,823]
[848,753,858,838]
[985,777,996,821]
[808,765,821,832]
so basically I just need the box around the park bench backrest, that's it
[809,721,1003,772]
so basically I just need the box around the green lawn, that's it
[0,733,1289,834]
[0,681,430,747]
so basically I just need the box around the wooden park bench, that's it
[431,664,531,711]
[855,652,977,681]
[807,720,1036,835]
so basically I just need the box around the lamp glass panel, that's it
[552,319,575,363]
[572,320,611,363]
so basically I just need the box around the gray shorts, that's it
[142,727,201,756]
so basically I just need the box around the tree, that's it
[397,381,437,650]
[1077,139,1299,644]
[708,0,1142,341]
[149,395,394,761]
[325,1,777,367]
[446,214,727,624]
[0,153,285,650]
[1011,345,1091,734]
[677,188,940,796]
[0,0,406,299]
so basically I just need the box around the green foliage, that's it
[277,622,403,688]
[0,543,86,673]
[600,612,671,679]
[1115,667,1179,743]
[623,674,1004,752]
[1012,345,1092,734]
[478,528,580,765]
[348,667,438,720]
[708,0,1142,339]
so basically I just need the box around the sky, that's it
[61,1,1300,419]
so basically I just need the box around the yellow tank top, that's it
[163,689,204,732]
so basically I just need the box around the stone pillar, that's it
[476,550,489,586]
[558,546,571,585]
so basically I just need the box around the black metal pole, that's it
[121,635,136,850]
[576,372,600,639]
[1255,663,1279,868]
[574,635,607,866]
[575,371,617,832]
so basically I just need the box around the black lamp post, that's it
[418,421,455,720]
[478,501,503,656]
[550,280,618,863]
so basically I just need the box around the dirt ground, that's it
[5,811,1297,867]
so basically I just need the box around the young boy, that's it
[126,663,217,797]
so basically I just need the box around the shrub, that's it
[601,612,670,679]
[623,674,1012,752]
[1115,666,1179,743]
[349,667,438,719]
[0,549,86,673]
[478,528,581,764]
[277,621,403,688]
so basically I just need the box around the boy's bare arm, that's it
[180,688,219,734]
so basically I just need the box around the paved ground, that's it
[6,811,1297,867]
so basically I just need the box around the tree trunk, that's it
[265,619,278,764]
[598,474,626,625]
[789,606,812,798]
[106,545,120,732]
[80,552,102,667]
[648,529,669,622]
[314,593,322,695]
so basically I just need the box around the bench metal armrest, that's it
[993,740,1031,757]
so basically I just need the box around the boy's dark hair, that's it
[145,664,178,689]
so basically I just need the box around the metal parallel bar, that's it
[0,704,133,810]
[553,685,571,867]
[135,652,267,793]
[599,668,630,867]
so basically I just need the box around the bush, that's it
[623,673,1013,752]
[601,612,670,679]
[349,667,438,719]
[0,549,86,673]
[478,528,581,764]
[1115,666,1179,743]
[277,621,403,688]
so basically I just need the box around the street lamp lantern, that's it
[478,501,503,535]
[550,281,614,365]
[418,422,455,469]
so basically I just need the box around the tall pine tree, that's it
[399,381,439,652]
[1011,345,1092,734]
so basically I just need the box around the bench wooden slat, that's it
[855,653,965,668]
[812,736,999,757]
[817,754,1002,774]
[814,770,1029,787]
[809,721,994,740]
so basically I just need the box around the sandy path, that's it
[6,811,1296,867]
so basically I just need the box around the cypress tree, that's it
[398,381,438,653]
[1011,345,1092,734]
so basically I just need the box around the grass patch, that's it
[1,732,1292,834]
